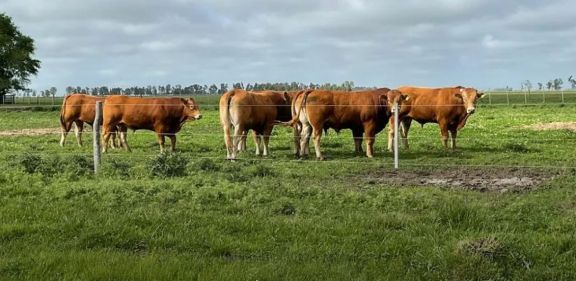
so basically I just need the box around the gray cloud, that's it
[1,0,574,92]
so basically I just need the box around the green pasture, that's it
[0,102,575,280]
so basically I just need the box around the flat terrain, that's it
[0,100,575,280]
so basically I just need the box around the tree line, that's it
[17,81,360,97]
[520,76,576,93]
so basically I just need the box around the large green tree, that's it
[0,13,40,96]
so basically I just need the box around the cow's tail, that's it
[60,94,71,129]
[220,90,235,128]
[220,90,237,159]
[276,90,311,127]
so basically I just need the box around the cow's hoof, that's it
[317,156,325,161]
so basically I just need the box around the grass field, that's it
[1,101,576,280]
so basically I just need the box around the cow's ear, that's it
[282,91,289,102]
[402,95,410,101]
[454,93,463,100]
[477,92,485,99]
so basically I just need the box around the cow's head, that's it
[455,87,484,114]
[181,97,202,120]
[382,89,409,115]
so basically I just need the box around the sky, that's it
[1,0,575,93]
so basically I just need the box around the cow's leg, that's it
[59,120,74,147]
[237,130,247,152]
[118,125,130,152]
[168,134,177,152]
[312,127,324,160]
[400,118,412,150]
[223,126,234,159]
[231,125,245,159]
[449,128,458,150]
[111,127,120,149]
[253,131,262,156]
[240,131,248,152]
[156,133,165,153]
[102,125,112,153]
[262,124,274,157]
[74,121,84,147]
[299,122,312,158]
[352,128,364,155]
[292,123,301,157]
[439,121,449,149]
[364,123,376,158]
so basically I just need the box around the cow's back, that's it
[104,96,185,131]
[398,86,466,123]
[61,94,105,125]
[306,89,389,132]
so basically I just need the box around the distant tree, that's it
[546,80,553,91]
[553,78,563,90]
[0,13,41,98]
[568,76,576,89]
[521,80,532,94]
[49,86,57,97]
[208,84,218,95]
[65,86,74,94]
[219,83,228,94]
[537,82,543,90]
[232,82,244,89]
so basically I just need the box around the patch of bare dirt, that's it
[0,128,61,136]
[366,167,557,192]
[523,122,576,131]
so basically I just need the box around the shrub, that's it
[148,152,188,178]
[196,158,219,172]
[19,153,42,174]
[248,164,275,178]
[503,142,530,153]
[101,158,132,178]
[66,155,93,178]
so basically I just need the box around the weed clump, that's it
[248,164,275,178]
[148,152,188,178]
[503,142,530,153]
[196,158,219,172]
[101,158,132,178]
[19,153,42,174]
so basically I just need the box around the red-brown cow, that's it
[102,96,202,152]
[387,86,484,151]
[60,94,117,147]
[219,89,296,159]
[288,88,405,160]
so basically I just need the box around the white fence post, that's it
[93,101,102,174]
[394,102,399,170]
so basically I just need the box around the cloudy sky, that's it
[1,0,575,93]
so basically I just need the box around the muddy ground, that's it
[523,121,576,131]
[0,128,61,136]
[366,167,559,192]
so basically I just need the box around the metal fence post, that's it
[93,101,102,174]
[394,102,399,170]
[561,90,565,104]
[506,91,510,105]
[488,92,492,105]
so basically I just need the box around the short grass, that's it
[0,102,576,280]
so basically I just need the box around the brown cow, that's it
[219,89,296,160]
[60,94,118,147]
[288,88,405,160]
[102,96,202,152]
[387,86,484,151]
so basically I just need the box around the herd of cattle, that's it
[59,86,484,159]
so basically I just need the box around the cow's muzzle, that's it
[194,114,203,120]
[466,108,476,114]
